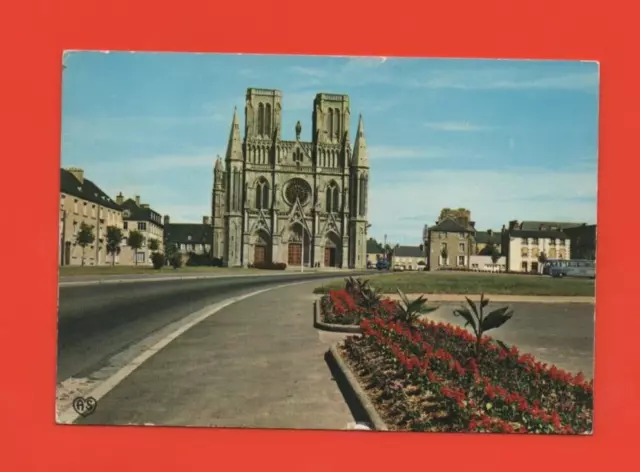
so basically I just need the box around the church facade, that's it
[211,88,370,269]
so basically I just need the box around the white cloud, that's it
[412,70,599,92]
[367,145,453,160]
[367,167,598,244]
[424,121,492,132]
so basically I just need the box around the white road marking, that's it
[56,280,310,425]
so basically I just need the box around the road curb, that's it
[59,271,353,287]
[313,300,362,334]
[326,344,388,431]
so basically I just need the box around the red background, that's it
[0,0,635,470]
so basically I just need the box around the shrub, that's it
[151,252,165,270]
[212,257,224,267]
[169,252,183,269]
[253,261,287,270]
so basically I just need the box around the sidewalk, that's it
[77,281,354,429]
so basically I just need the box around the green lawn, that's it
[59,265,252,276]
[312,271,595,297]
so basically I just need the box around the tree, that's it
[127,230,145,265]
[440,246,448,266]
[105,226,124,266]
[75,222,95,267]
[537,251,548,274]
[148,238,160,252]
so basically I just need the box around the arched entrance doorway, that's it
[324,232,340,267]
[288,223,311,266]
[253,230,271,265]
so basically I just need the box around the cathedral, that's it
[211,88,370,269]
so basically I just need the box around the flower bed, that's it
[341,315,593,434]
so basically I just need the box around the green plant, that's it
[440,246,448,265]
[127,230,145,265]
[148,238,160,252]
[392,288,438,327]
[151,252,165,270]
[169,252,183,269]
[105,226,124,266]
[75,222,95,267]
[453,293,513,361]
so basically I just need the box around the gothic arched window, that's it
[334,109,341,138]
[258,103,265,136]
[265,103,272,137]
[255,178,270,210]
[325,182,340,213]
[327,108,334,139]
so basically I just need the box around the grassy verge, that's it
[59,265,252,276]
[313,272,595,297]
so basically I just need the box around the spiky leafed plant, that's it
[393,288,439,328]
[453,293,513,361]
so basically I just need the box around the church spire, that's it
[225,107,243,162]
[351,114,368,168]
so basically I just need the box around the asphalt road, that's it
[57,271,367,383]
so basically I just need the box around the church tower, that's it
[349,115,369,269]
[245,88,282,164]
[223,107,244,267]
[212,156,225,259]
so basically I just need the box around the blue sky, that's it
[61,52,599,245]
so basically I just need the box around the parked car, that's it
[376,259,390,270]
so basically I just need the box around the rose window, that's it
[285,178,311,205]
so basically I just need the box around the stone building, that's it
[211,88,370,269]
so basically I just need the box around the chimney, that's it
[116,192,124,205]
[501,224,506,232]
[487,229,493,236]
[68,167,84,184]
[135,195,141,206]
[203,216,211,225]
[163,215,170,225]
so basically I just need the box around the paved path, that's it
[385,293,594,304]
[72,282,353,429]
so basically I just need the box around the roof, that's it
[509,229,568,239]
[519,221,585,231]
[164,223,211,244]
[475,230,501,244]
[60,168,121,211]
[121,198,163,226]
[393,245,424,258]
[366,239,384,254]
[429,217,475,233]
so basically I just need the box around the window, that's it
[255,178,270,210]
[549,238,557,246]
[521,261,528,271]
[136,252,145,264]
[531,261,539,272]
[457,255,465,266]
[531,238,539,245]
[137,222,147,231]
[458,232,465,239]
[521,247,529,257]
[559,239,566,246]
[91,205,96,218]
[458,243,465,252]
[439,232,446,239]
[325,182,340,213]
[123,222,128,230]
[73,200,78,214]
[521,238,528,244]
